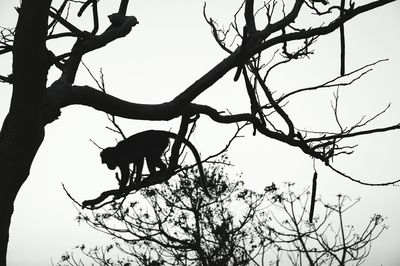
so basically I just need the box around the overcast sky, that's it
[1,0,400,265]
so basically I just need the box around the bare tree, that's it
[55,161,386,266]
[0,0,398,264]
[259,185,386,266]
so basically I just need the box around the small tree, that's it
[258,186,386,266]
[56,161,386,266]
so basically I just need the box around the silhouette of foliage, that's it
[56,159,386,266]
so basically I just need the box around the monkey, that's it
[100,130,212,197]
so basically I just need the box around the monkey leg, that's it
[118,165,130,188]
[132,158,144,185]
[147,155,166,175]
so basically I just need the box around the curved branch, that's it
[82,169,176,209]
[328,165,400,186]
[58,86,321,159]
[64,85,189,120]
[305,123,400,143]
[253,69,295,137]
[59,49,240,119]
[278,59,387,103]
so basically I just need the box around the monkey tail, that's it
[162,131,212,198]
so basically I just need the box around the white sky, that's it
[1,0,400,265]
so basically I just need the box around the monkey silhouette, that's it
[100,130,211,197]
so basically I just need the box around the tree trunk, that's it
[0,1,51,264]
[0,136,43,265]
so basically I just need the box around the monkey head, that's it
[100,147,117,170]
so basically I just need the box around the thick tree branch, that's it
[55,47,240,118]
[260,0,304,38]
[58,14,138,84]
[63,85,185,120]
[73,15,138,55]
[244,0,256,34]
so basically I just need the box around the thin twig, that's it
[328,165,400,186]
